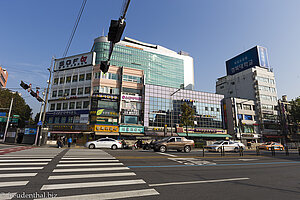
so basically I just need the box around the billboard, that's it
[24,128,37,135]
[54,52,95,71]
[226,46,269,75]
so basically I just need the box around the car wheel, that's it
[89,144,95,149]
[234,147,239,153]
[184,145,191,153]
[111,145,117,150]
[280,147,283,151]
[159,145,167,153]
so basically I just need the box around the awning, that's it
[120,133,145,136]
[177,133,232,138]
[95,132,119,136]
[49,131,82,134]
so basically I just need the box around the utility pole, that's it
[3,98,13,143]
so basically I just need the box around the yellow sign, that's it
[93,125,119,132]
[97,109,104,116]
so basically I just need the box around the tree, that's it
[180,102,195,137]
[290,97,300,123]
[0,89,32,128]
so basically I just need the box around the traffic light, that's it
[100,61,109,73]
[30,90,37,98]
[108,19,126,43]
[20,81,29,90]
[36,96,44,102]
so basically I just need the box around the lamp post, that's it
[170,85,184,136]
[3,98,13,143]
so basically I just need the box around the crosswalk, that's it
[0,148,159,200]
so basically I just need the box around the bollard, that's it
[220,147,223,156]
[202,146,205,157]
[298,147,300,156]
[271,146,275,156]
[285,146,289,156]
[222,145,225,156]
[256,146,260,156]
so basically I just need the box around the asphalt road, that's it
[0,144,299,200]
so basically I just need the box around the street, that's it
[0,144,299,200]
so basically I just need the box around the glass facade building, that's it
[92,36,186,89]
[144,84,224,130]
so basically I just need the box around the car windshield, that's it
[265,142,272,145]
[160,137,171,142]
[213,141,223,145]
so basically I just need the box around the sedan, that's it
[258,142,284,151]
[85,138,122,150]
[206,140,245,152]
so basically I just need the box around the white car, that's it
[85,138,122,150]
[206,140,245,152]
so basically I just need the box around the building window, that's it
[77,88,83,95]
[79,74,85,81]
[64,89,70,96]
[50,103,55,110]
[59,77,65,84]
[52,91,57,98]
[93,86,99,93]
[216,108,220,112]
[54,117,60,124]
[205,107,208,111]
[69,102,75,109]
[94,72,101,79]
[243,104,252,110]
[71,88,76,96]
[48,117,53,124]
[66,76,71,83]
[109,73,119,80]
[238,114,243,120]
[86,73,92,80]
[53,78,58,85]
[58,90,63,97]
[211,107,214,111]
[244,115,253,120]
[237,103,242,110]
[76,101,82,109]
[72,75,78,82]
[61,117,67,123]
[83,101,89,109]
[85,87,91,94]
[63,102,68,110]
[68,116,74,123]
[56,103,62,110]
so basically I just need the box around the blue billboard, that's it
[226,46,269,75]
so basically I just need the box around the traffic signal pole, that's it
[3,98,14,143]
[34,90,46,146]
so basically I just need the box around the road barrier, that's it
[298,147,300,156]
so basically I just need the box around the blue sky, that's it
[1,0,300,115]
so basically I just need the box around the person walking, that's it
[67,137,72,148]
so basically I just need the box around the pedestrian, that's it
[247,141,251,149]
[67,137,72,148]
[121,139,127,149]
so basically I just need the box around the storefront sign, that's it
[46,110,89,116]
[54,52,95,71]
[52,125,89,131]
[122,109,140,116]
[24,128,37,135]
[90,109,118,117]
[94,125,119,132]
[121,94,142,102]
[187,128,225,133]
[119,126,144,133]
[92,93,119,100]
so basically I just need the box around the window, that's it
[64,89,70,96]
[205,107,208,111]
[79,74,85,81]
[244,115,253,120]
[66,76,71,83]
[109,73,119,80]
[243,104,252,110]
[216,108,220,112]
[48,117,53,124]
[85,87,90,94]
[63,102,68,110]
[72,75,78,82]
[56,103,62,110]
[53,78,58,85]
[61,117,67,123]
[68,116,74,123]
[94,72,101,79]
[83,101,89,109]
[169,138,175,142]
[52,91,57,98]
[237,103,242,109]
[93,86,99,93]
[86,73,92,80]
[76,101,82,109]
[77,88,83,95]
[123,75,141,83]
[50,103,55,110]
[211,107,214,111]
[71,88,76,95]
[124,116,138,124]
[54,117,60,124]
[59,77,65,84]
[238,114,243,120]
[69,102,75,109]
[58,90,63,97]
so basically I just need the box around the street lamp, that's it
[170,84,184,136]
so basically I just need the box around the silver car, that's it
[85,138,122,150]
[206,140,245,152]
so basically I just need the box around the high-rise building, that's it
[216,46,280,141]
[0,66,8,88]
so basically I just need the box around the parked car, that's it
[206,140,245,152]
[153,137,195,153]
[85,138,122,150]
[258,142,284,151]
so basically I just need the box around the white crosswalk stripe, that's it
[53,167,129,172]
[56,163,123,167]
[0,167,44,171]
[59,159,119,163]
[48,172,136,180]
[0,181,29,188]
[0,162,48,166]
[0,159,51,162]
[1,173,37,178]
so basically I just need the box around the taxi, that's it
[258,142,284,151]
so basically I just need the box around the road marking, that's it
[0,159,51,162]
[41,179,146,190]
[169,158,216,165]
[56,163,123,167]
[157,152,177,157]
[53,167,129,173]
[0,173,37,178]
[48,172,136,180]
[0,162,48,166]
[59,160,119,163]
[61,157,114,160]
[35,189,159,200]
[0,181,29,187]
[0,156,54,159]
[238,159,258,161]
[0,167,43,171]
[149,177,250,187]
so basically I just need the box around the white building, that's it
[216,46,280,139]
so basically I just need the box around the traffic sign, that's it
[0,112,6,117]
[37,121,43,126]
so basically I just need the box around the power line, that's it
[62,0,88,58]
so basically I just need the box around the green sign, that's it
[0,117,19,123]
[119,126,144,133]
